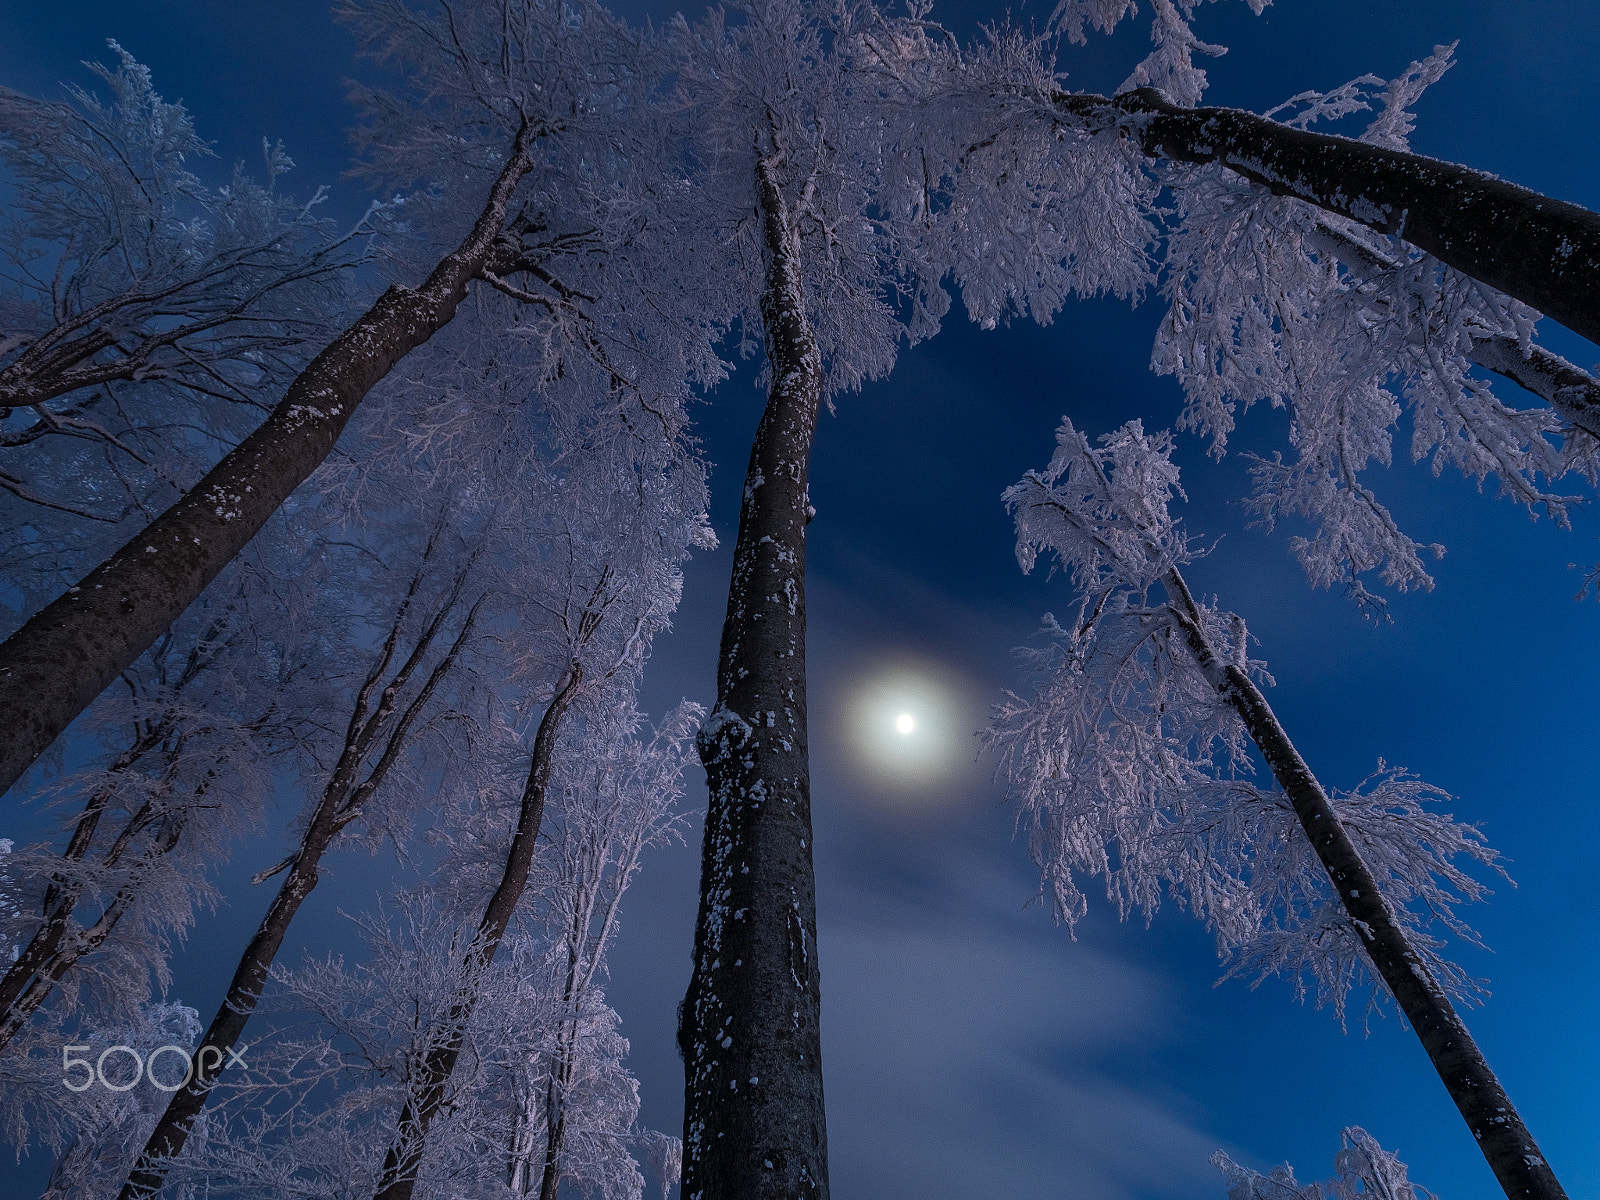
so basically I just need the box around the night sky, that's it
[3,2,1599,1199]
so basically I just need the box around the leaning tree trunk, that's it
[370,658,584,1200]
[1159,566,1567,1200]
[1053,88,1600,348]
[118,582,479,1200]
[0,120,539,801]
[678,152,829,1200]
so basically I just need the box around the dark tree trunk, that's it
[0,121,539,801]
[118,823,336,1200]
[536,1100,567,1200]
[371,659,583,1200]
[118,580,479,1200]
[678,152,829,1200]
[1053,88,1600,348]
[1160,566,1568,1200]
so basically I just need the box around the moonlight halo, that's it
[837,658,980,803]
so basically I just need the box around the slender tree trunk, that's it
[0,120,540,800]
[118,817,339,1200]
[1053,88,1600,348]
[532,944,580,1200]
[118,586,479,1200]
[536,1097,567,1200]
[371,660,584,1200]
[509,1084,541,1194]
[1159,565,1567,1200]
[678,151,829,1200]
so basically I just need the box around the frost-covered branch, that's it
[1119,49,1590,602]
[0,47,370,525]
[1045,81,1600,349]
[1213,1126,1432,1200]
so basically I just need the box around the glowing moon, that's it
[836,659,981,804]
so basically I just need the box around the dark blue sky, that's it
[4,3,1599,1199]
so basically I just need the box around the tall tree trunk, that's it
[536,1096,568,1200]
[1053,89,1600,348]
[0,120,540,801]
[371,659,584,1200]
[1159,565,1567,1200]
[678,151,829,1200]
[118,821,340,1200]
[117,583,479,1200]
[532,938,582,1200]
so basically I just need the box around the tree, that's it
[358,339,708,1199]
[1212,1126,1432,1200]
[0,0,693,799]
[112,286,711,1196]
[0,999,202,1200]
[989,416,1564,1200]
[931,7,1600,604]
[119,498,488,1200]
[511,700,700,1200]
[8,3,1600,1194]
[0,117,537,801]
[0,590,284,1055]
[665,2,970,1194]
[1138,47,1600,609]
[163,705,699,1200]
[0,45,366,533]
[0,521,340,1177]
[1031,1,1600,344]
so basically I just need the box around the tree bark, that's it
[117,582,479,1200]
[0,120,540,801]
[678,152,829,1200]
[536,1100,567,1200]
[1160,566,1568,1200]
[370,659,583,1200]
[1052,88,1600,348]
[1466,336,1600,439]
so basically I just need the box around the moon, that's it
[835,658,981,805]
